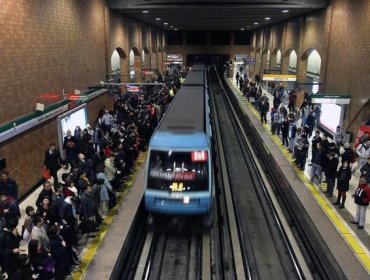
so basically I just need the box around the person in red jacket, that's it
[351,176,370,229]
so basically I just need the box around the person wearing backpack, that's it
[351,176,370,229]
[353,140,370,175]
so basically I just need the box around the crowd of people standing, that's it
[0,68,187,279]
[235,72,370,231]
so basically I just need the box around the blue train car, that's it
[144,66,213,221]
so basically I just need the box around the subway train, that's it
[144,64,214,229]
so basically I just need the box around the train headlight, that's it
[183,196,190,204]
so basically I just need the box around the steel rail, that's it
[220,66,346,279]
[208,66,250,280]
[212,65,304,279]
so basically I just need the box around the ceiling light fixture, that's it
[282,9,289,13]
[155,17,161,20]
[254,22,259,25]
[174,28,178,31]
[142,10,149,13]
[164,22,168,25]
[265,17,271,20]
[241,28,245,31]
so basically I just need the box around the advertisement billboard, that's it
[319,103,342,134]
[57,104,88,154]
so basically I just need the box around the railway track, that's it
[209,65,303,279]
[139,233,202,280]
[111,64,345,280]
[215,64,346,279]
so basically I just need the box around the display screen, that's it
[60,107,87,137]
[57,105,88,153]
[126,85,140,93]
[147,150,208,192]
[319,103,342,134]
[312,82,320,94]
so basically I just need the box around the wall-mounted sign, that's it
[234,54,249,61]
[167,54,183,62]
[262,74,297,81]
[0,88,107,143]
[163,61,182,65]
[311,94,351,104]
[126,85,140,93]
[0,104,69,143]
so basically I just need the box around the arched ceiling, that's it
[108,0,329,31]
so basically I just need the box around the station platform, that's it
[15,152,147,280]
[227,78,370,278]
[15,78,369,279]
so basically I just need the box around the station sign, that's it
[262,74,297,81]
[163,61,182,65]
[126,84,140,93]
[167,54,183,62]
[311,94,351,104]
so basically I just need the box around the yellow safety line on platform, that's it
[72,152,148,280]
[228,79,370,273]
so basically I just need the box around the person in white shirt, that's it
[333,126,344,147]
[101,110,114,132]
[353,140,370,174]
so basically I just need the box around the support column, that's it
[120,58,129,83]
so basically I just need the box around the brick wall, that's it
[324,0,370,130]
[0,0,166,196]
[0,119,58,196]
[0,0,107,124]
[0,93,113,197]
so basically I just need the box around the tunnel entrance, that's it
[186,54,230,66]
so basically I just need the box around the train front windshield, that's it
[147,150,209,192]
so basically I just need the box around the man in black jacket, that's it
[0,217,21,279]
[44,143,62,186]
[360,157,370,184]
[260,100,269,124]
[0,171,18,200]
[310,142,325,185]
[80,186,97,238]
[35,181,53,208]
[324,153,339,197]
[311,130,322,161]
